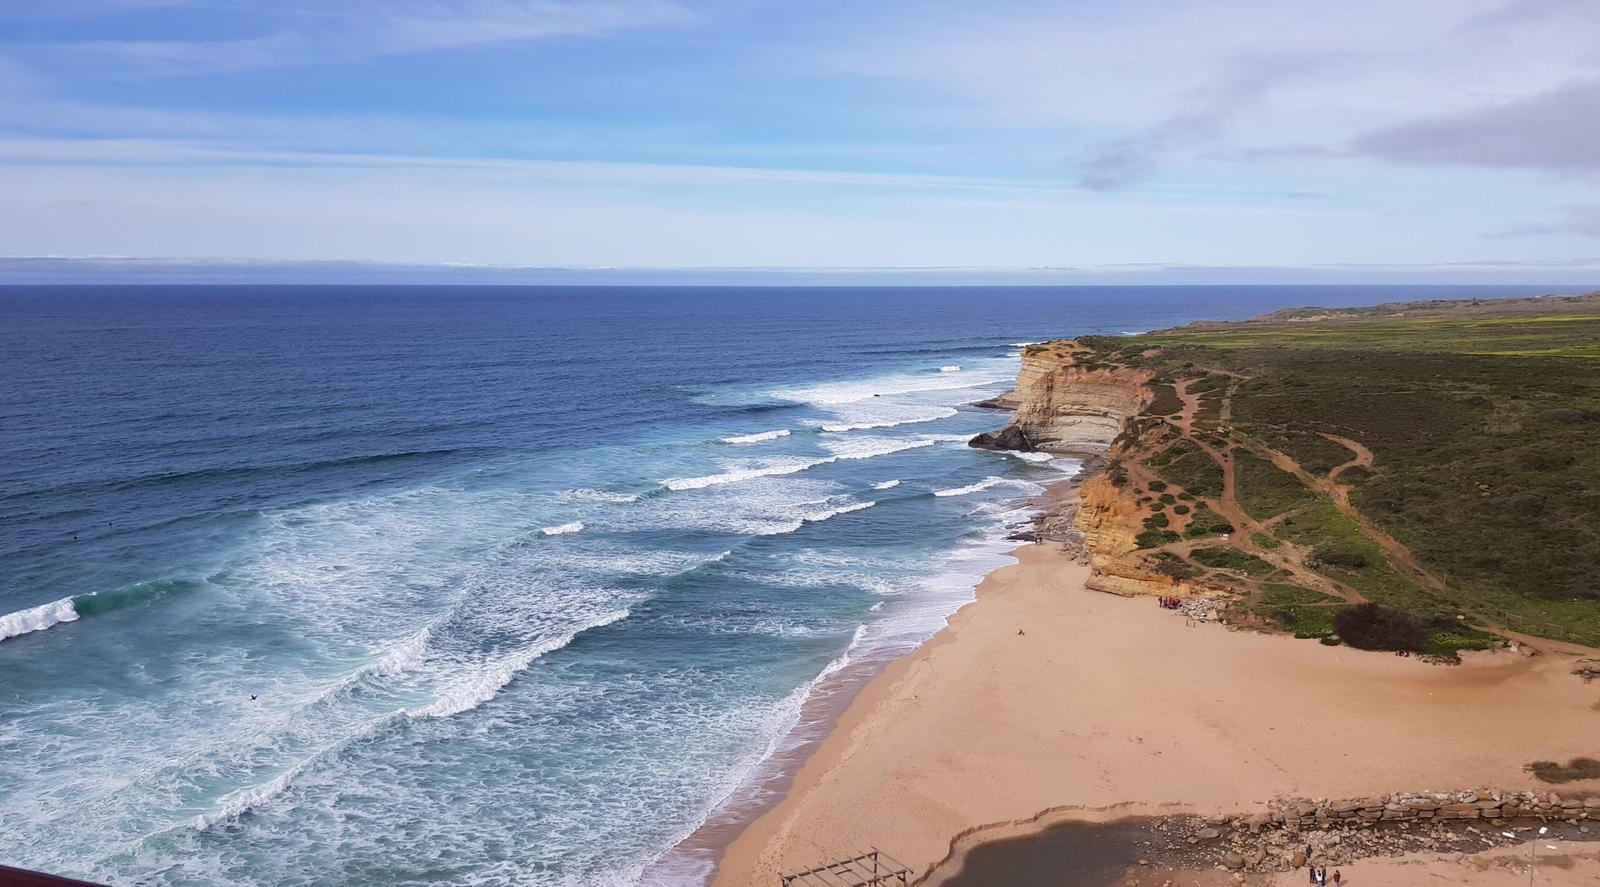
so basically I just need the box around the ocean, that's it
[0,284,1576,886]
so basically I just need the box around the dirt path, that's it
[1321,432,1373,480]
[1247,433,1451,597]
[1150,379,1356,602]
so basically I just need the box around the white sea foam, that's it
[809,407,956,433]
[772,368,1013,405]
[408,608,631,720]
[0,596,79,643]
[820,436,937,461]
[368,626,432,678]
[635,623,870,886]
[1003,450,1055,463]
[801,500,874,523]
[560,488,638,504]
[720,429,790,444]
[939,365,961,372]
[193,750,323,830]
[662,457,831,491]
[541,521,585,536]
[872,479,900,490]
[932,477,1044,498]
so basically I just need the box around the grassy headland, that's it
[1057,291,1600,651]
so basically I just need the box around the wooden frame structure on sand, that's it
[778,849,911,887]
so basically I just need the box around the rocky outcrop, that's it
[1140,788,1600,877]
[969,343,1151,454]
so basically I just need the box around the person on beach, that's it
[1332,870,1341,886]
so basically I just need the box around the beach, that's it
[708,483,1600,886]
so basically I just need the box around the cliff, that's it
[974,341,1210,599]
[1073,459,1220,598]
[969,343,1152,455]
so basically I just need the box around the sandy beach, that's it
[708,490,1600,886]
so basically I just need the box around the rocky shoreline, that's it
[1140,788,1600,876]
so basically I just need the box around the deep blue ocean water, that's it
[0,284,1580,886]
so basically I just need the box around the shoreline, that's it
[700,481,1600,886]
[649,475,1085,886]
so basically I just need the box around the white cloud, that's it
[831,0,1600,184]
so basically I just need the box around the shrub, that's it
[1538,408,1585,424]
[1150,552,1198,580]
[1516,445,1574,471]
[1312,544,1368,570]
[1147,480,1168,492]
[1136,529,1181,548]
[1190,547,1274,577]
[1333,603,1439,652]
[1144,512,1170,529]
[1183,505,1234,539]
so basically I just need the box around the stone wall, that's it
[1258,789,1599,830]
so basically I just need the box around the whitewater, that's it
[2,283,1489,886]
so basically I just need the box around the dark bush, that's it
[1312,544,1368,570]
[1517,446,1575,471]
[1506,493,1546,516]
[1147,480,1168,492]
[1333,603,1430,651]
[1136,529,1181,548]
[1144,512,1170,529]
[1538,408,1585,424]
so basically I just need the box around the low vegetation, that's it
[1078,291,1600,648]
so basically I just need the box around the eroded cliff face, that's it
[969,344,1153,455]
[974,342,1208,598]
[1075,465,1211,598]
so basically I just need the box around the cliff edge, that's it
[968,342,1151,455]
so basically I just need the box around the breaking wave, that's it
[932,477,1044,498]
[808,407,957,433]
[800,500,874,523]
[541,521,585,536]
[662,457,832,491]
[191,609,633,831]
[872,479,900,490]
[407,608,632,720]
[560,488,638,504]
[720,429,790,444]
[0,596,78,642]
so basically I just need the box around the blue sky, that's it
[2,0,1599,281]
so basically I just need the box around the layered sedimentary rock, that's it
[974,342,1203,598]
[1074,471,1196,597]
[969,344,1151,454]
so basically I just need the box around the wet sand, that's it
[707,493,1600,886]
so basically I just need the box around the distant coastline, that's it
[5,256,1600,287]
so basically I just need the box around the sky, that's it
[2,0,1599,283]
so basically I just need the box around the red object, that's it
[0,866,107,887]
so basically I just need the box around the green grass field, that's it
[1081,291,1600,648]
